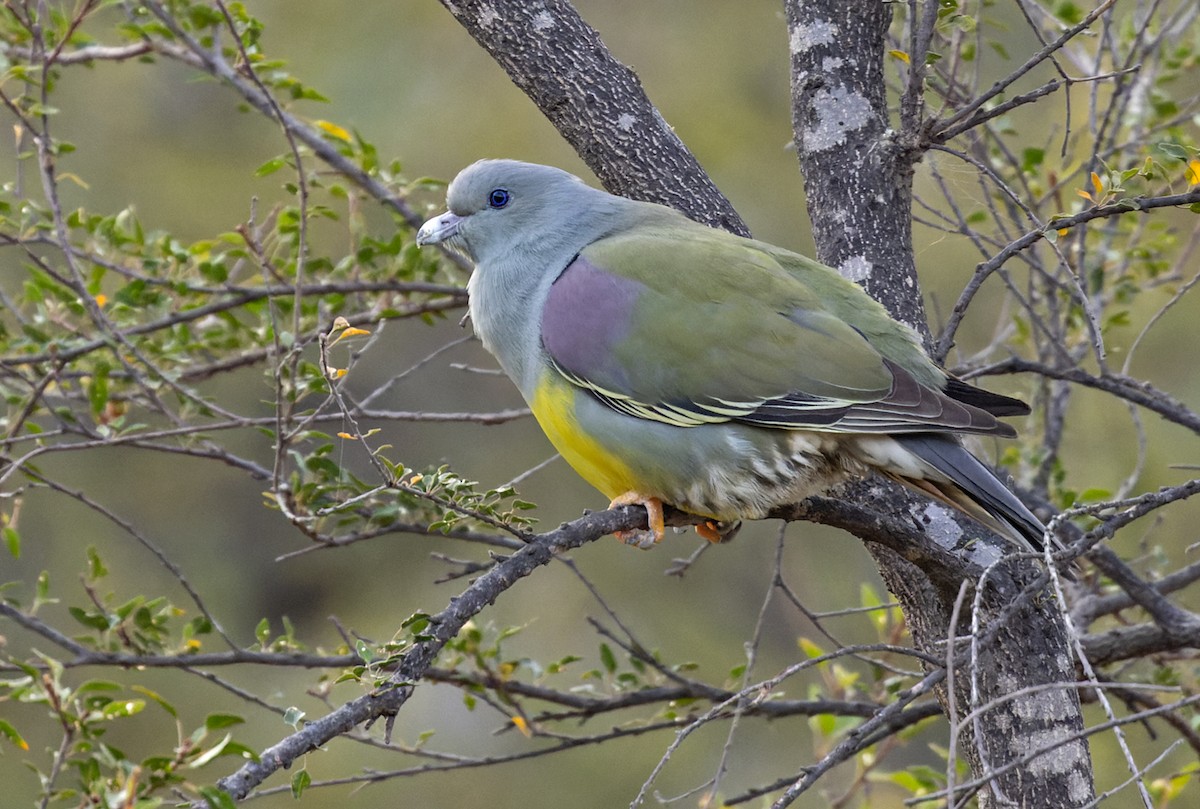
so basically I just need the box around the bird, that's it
[416,159,1046,552]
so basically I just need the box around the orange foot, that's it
[696,519,741,543]
[609,492,664,549]
[695,521,723,543]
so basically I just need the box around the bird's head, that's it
[416,159,617,266]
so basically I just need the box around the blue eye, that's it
[488,188,511,209]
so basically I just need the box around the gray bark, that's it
[434,0,749,236]
[783,1,1093,806]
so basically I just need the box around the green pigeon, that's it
[417,159,1045,551]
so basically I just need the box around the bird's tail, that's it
[889,434,1049,554]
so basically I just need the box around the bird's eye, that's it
[487,188,511,209]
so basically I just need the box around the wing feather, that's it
[540,229,1020,438]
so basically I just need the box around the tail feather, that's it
[891,434,1048,553]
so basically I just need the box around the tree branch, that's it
[431,0,748,235]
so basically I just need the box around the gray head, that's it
[416,160,622,266]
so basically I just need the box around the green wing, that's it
[540,223,1011,436]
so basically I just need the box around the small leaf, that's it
[888,49,910,63]
[316,120,352,142]
[1187,160,1200,186]
[329,326,371,346]
[0,719,29,750]
[198,786,238,809]
[86,546,108,579]
[190,733,232,768]
[3,526,19,558]
[599,643,617,674]
[1157,142,1189,161]
[254,156,286,177]
[511,715,532,737]
[205,713,246,730]
[132,685,178,718]
[101,698,145,718]
[798,637,825,660]
[291,768,312,799]
[283,706,306,729]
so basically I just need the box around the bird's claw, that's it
[609,492,665,548]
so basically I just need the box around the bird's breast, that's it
[529,371,638,499]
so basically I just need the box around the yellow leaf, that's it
[1076,189,1093,202]
[316,119,352,143]
[1090,171,1103,197]
[1057,228,1069,237]
[1187,159,1200,186]
[58,172,90,190]
[888,49,910,64]
[328,367,347,379]
[511,716,532,738]
[409,474,423,485]
[94,293,107,307]
[329,325,371,346]
[337,432,355,440]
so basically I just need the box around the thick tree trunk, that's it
[434,0,749,236]
[783,1,1093,806]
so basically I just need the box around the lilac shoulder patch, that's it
[541,256,642,389]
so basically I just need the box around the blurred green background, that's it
[3,2,1200,807]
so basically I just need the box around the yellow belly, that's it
[529,373,637,499]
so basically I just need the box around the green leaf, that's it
[798,637,825,659]
[282,706,305,729]
[599,643,617,674]
[255,617,270,646]
[198,786,238,809]
[205,713,246,730]
[3,525,19,558]
[69,606,111,631]
[86,546,108,579]
[132,685,178,718]
[1157,142,1190,161]
[255,156,286,176]
[190,733,232,768]
[102,698,145,718]
[1054,1,1084,24]
[77,679,122,693]
[291,768,312,799]
[401,611,430,634]
[0,719,29,750]
[86,361,111,416]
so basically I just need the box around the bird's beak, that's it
[416,211,463,246]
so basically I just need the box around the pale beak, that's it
[416,211,464,246]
